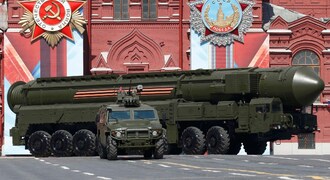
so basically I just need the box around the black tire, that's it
[106,136,117,160]
[243,140,267,155]
[227,139,242,155]
[50,130,73,157]
[143,149,153,159]
[154,138,165,159]
[206,126,230,154]
[98,139,107,159]
[73,129,96,156]
[28,131,51,157]
[181,127,206,155]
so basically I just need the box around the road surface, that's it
[0,155,329,180]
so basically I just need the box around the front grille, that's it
[126,129,149,138]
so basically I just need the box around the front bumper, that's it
[111,128,163,149]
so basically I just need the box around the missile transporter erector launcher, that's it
[8,66,324,156]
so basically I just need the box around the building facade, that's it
[89,0,191,74]
[0,0,330,154]
[266,0,330,154]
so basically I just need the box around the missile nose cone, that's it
[293,67,325,106]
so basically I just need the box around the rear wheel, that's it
[50,130,73,157]
[106,136,117,160]
[28,131,51,157]
[206,126,230,154]
[154,138,166,159]
[73,129,96,156]
[181,127,206,155]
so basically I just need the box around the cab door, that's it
[251,104,271,133]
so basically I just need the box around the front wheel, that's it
[28,131,51,157]
[154,138,166,159]
[106,136,117,160]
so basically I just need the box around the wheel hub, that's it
[184,137,192,147]
[77,139,85,149]
[33,140,42,150]
[55,140,63,149]
[209,137,216,147]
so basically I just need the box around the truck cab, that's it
[96,86,166,160]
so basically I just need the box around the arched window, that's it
[292,50,320,102]
[292,50,320,75]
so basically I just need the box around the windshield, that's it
[134,110,156,120]
[108,110,130,121]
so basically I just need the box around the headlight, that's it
[152,131,158,136]
[116,131,122,137]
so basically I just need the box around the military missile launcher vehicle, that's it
[96,85,166,160]
[8,66,324,156]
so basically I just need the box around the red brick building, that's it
[1,0,330,154]
[89,0,191,74]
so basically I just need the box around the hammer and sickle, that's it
[42,2,61,21]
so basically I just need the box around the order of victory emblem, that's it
[189,0,254,46]
[18,0,86,47]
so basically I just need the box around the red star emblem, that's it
[18,0,85,42]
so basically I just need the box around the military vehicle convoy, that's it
[96,86,166,160]
[8,66,324,156]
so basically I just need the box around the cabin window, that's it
[134,110,156,120]
[256,104,270,113]
[108,110,130,121]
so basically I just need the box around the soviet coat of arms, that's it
[189,0,254,46]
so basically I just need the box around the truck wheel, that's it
[50,130,73,157]
[206,126,230,154]
[154,138,165,159]
[143,149,153,159]
[28,131,51,157]
[98,140,107,159]
[181,127,206,155]
[106,136,117,160]
[73,129,96,156]
[243,140,267,155]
